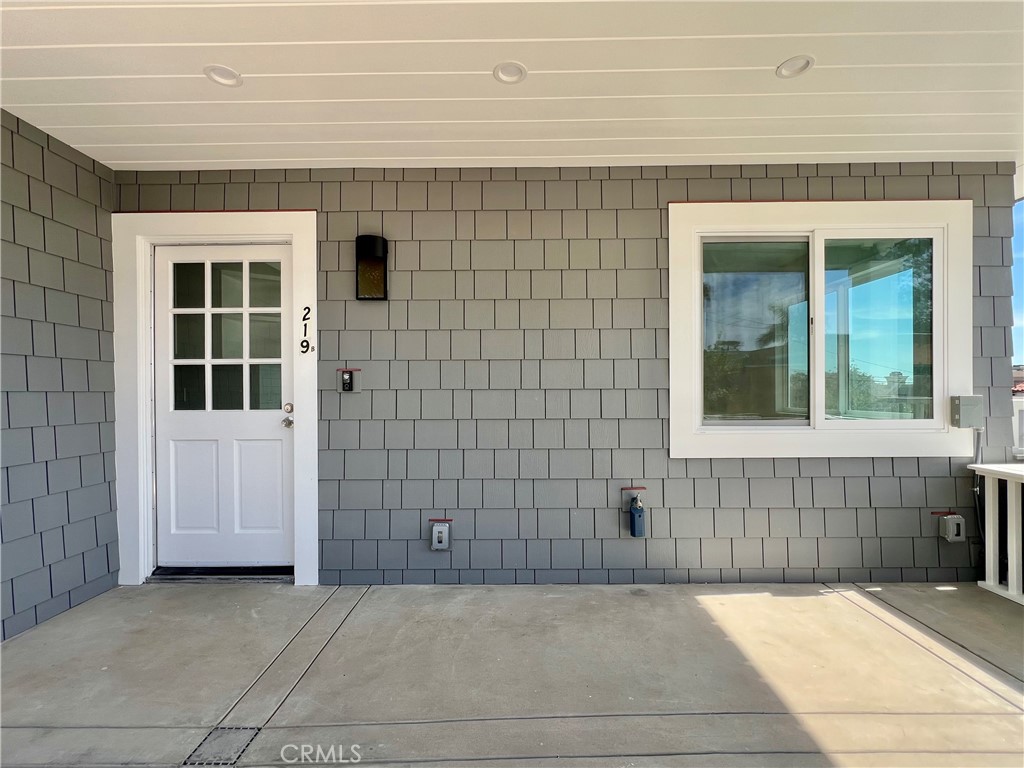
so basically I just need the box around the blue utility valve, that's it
[628,494,646,538]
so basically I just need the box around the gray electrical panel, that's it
[950,395,984,428]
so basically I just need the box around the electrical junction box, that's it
[950,395,983,429]
[939,514,966,543]
[429,519,451,550]
[337,368,361,393]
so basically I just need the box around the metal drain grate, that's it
[183,727,260,766]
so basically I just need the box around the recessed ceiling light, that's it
[775,54,815,79]
[203,64,244,87]
[493,61,527,85]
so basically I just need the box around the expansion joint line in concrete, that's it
[176,587,369,768]
[253,710,1024,730]
[3,710,1020,733]
[217,587,342,728]
[848,582,1024,685]
[204,747,1024,768]
[261,586,372,727]
[833,583,1024,712]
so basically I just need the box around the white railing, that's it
[968,463,1023,605]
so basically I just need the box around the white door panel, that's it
[235,439,285,532]
[169,440,219,532]
[154,244,294,566]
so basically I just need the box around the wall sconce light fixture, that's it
[355,234,388,300]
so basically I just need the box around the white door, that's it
[154,244,294,566]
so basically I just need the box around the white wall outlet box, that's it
[939,514,966,543]
[429,520,451,550]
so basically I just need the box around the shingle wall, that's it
[113,161,1015,586]
[1,111,118,638]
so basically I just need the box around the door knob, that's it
[281,416,294,428]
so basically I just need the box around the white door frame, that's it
[112,212,319,585]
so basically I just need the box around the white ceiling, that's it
[1,0,1021,170]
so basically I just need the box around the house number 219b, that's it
[300,306,315,354]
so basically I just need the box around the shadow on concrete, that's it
[4,583,1023,767]
[247,584,843,765]
[847,582,1024,683]
[246,584,1023,766]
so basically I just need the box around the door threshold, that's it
[147,566,294,584]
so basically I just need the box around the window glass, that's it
[702,241,809,422]
[170,255,288,412]
[173,314,204,359]
[173,263,204,308]
[250,364,282,410]
[250,262,281,307]
[212,365,244,410]
[249,314,281,358]
[173,365,205,410]
[824,238,933,420]
[212,314,243,359]
[211,262,243,308]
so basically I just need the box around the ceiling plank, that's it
[4,2,1019,47]
[15,92,1020,128]
[90,133,1016,164]
[51,115,1022,146]
[4,67,1020,106]
[3,33,1020,79]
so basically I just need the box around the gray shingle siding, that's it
[1,111,118,638]
[6,113,1014,610]
[113,159,1016,587]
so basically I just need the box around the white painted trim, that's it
[667,200,974,458]
[971,463,1024,604]
[112,212,318,585]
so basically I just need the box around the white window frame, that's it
[813,226,945,431]
[668,200,974,458]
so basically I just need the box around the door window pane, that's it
[250,364,282,410]
[173,365,205,410]
[173,315,204,359]
[824,238,933,420]
[211,262,243,308]
[249,314,281,358]
[173,263,204,308]
[250,262,281,307]
[702,241,810,422]
[212,314,243,359]
[212,365,243,410]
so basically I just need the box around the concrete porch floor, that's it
[1,583,1021,768]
